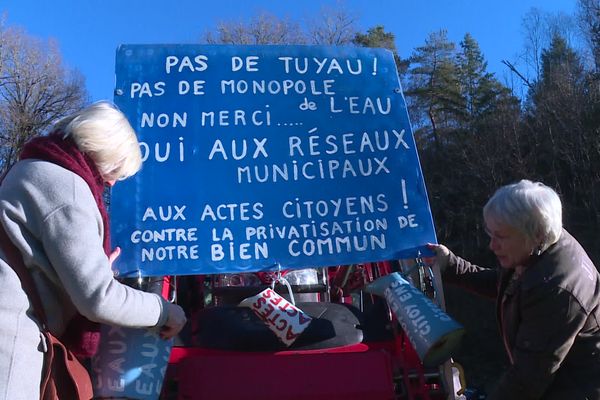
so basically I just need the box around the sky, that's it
[1,0,578,102]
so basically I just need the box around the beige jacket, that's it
[0,160,168,400]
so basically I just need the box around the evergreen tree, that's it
[456,33,509,130]
[417,34,522,260]
[405,30,462,147]
[526,35,596,228]
[353,25,409,78]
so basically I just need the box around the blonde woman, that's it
[0,102,186,399]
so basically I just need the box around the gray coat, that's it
[445,230,600,399]
[0,160,168,400]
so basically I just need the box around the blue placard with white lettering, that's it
[111,44,437,277]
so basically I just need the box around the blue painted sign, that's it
[91,326,172,399]
[111,45,437,277]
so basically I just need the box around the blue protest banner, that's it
[111,44,437,277]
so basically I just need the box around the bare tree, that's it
[0,24,87,172]
[546,11,579,46]
[577,0,600,71]
[200,5,358,46]
[521,8,548,82]
[201,12,306,45]
[519,8,580,83]
[305,4,358,45]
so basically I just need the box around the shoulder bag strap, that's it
[0,223,49,327]
[0,164,48,328]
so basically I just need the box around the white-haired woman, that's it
[0,102,186,399]
[429,180,600,400]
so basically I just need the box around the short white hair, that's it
[483,180,562,250]
[55,101,141,181]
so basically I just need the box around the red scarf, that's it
[20,132,111,255]
[20,132,107,358]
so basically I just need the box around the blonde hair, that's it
[55,101,142,181]
[483,180,563,251]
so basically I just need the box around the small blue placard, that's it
[111,44,437,277]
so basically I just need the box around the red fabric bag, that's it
[40,331,94,400]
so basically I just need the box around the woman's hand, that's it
[160,303,187,340]
[427,243,451,272]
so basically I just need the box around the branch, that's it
[501,60,533,89]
